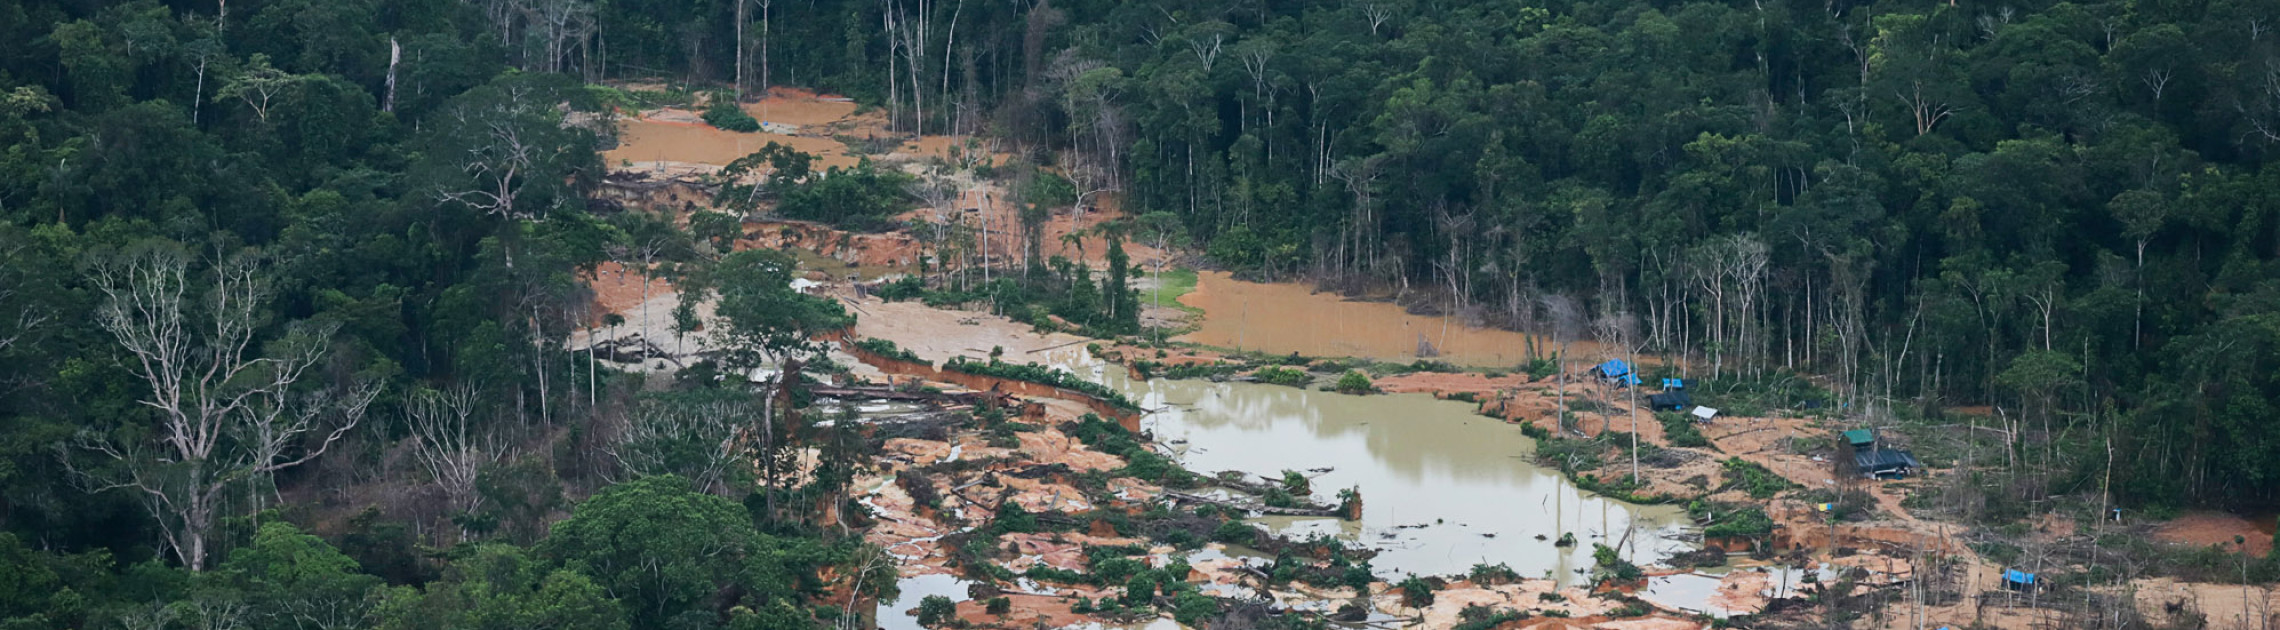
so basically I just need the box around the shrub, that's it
[1280,470,1312,495]
[1522,357,1561,380]
[1658,411,1710,448]
[1720,458,1798,499]
[916,595,957,626]
[1213,519,1257,545]
[1334,370,1376,394]
[1341,561,1376,590]
[1172,591,1218,624]
[1454,606,1529,630]
[945,357,1141,411]
[1122,573,1158,605]
[854,338,930,365]
[1592,544,1643,583]
[876,275,928,301]
[984,596,1011,615]
[1396,574,1437,606]
[1692,501,1775,538]
[1468,563,1520,584]
[702,94,759,132]
[1254,366,1309,386]
[991,501,1036,535]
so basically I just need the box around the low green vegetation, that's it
[1658,411,1711,448]
[701,93,760,131]
[944,357,1141,412]
[1720,458,1800,499]
[1691,501,1776,538]
[854,337,929,365]
[1141,267,1203,317]
[1065,414,1199,487]
[1333,371,1377,394]
[1591,544,1644,583]
[1253,366,1309,386]
[1454,605,1530,630]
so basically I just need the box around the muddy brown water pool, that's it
[874,350,1698,627]
[870,305,1697,627]
[1047,350,1695,582]
[1175,271,1605,368]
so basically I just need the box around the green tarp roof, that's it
[1843,429,1876,446]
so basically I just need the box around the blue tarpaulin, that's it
[2003,569,2037,586]
[1595,359,1632,378]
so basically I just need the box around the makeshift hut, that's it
[2001,569,2037,592]
[1648,390,1693,411]
[1854,448,1922,479]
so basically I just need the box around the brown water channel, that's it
[1041,349,1694,585]
[1175,272,1603,368]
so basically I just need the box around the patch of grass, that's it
[1396,575,1438,607]
[1658,411,1711,448]
[944,357,1141,412]
[1720,458,1798,499]
[1592,543,1644,583]
[1453,606,1529,630]
[1141,267,1202,316]
[1333,370,1377,394]
[1691,501,1775,538]
[1522,356,1561,380]
[701,93,760,131]
[853,338,929,365]
[1468,563,1521,584]
[1253,366,1309,386]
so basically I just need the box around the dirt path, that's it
[847,295,1089,365]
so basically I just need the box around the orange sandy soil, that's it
[891,184,1168,270]
[1376,371,1535,396]
[949,593,1098,629]
[2154,511,2277,558]
[1367,578,1705,629]
[1091,343,1228,371]
[736,219,928,270]
[583,261,674,319]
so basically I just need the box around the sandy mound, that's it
[2154,511,2276,557]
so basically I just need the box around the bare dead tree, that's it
[70,245,350,571]
[246,378,381,510]
[1542,293,1582,434]
[433,85,557,268]
[1592,310,1643,482]
[1330,154,1387,281]
[523,0,596,74]
[1358,1,1392,36]
[835,544,902,629]
[404,384,504,541]
[612,398,744,495]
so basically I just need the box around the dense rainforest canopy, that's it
[0,0,2278,625]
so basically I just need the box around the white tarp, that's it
[1692,406,1720,421]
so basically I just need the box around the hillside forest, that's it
[1,0,2279,627]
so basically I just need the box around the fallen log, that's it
[808,385,1014,407]
[1162,491,1344,518]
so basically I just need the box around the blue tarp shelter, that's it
[1593,359,1632,379]
[1662,378,1686,389]
[2002,569,2037,591]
